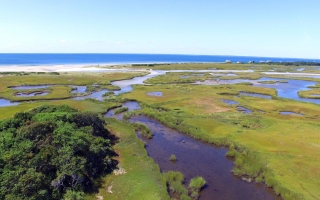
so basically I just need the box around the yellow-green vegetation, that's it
[93,118,169,200]
[0,71,146,101]
[298,89,320,99]
[308,83,320,88]
[145,72,263,85]
[130,122,154,139]
[0,85,72,101]
[257,80,286,84]
[128,62,320,72]
[103,91,115,97]
[122,83,320,199]
[114,107,129,114]
[169,154,177,162]
[0,99,120,120]
[0,72,147,89]
[163,171,188,198]
[189,176,206,192]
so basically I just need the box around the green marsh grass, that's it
[93,118,169,200]
[298,89,320,99]
[114,107,129,114]
[189,176,206,192]
[121,83,320,199]
[170,154,177,162]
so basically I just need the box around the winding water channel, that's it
[2,69,320,198]
[105,101,279,199]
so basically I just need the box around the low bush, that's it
[189,176,206,192]
[170,154,177,162]
[163,171,184,184]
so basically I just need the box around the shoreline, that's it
[0,64,146,72]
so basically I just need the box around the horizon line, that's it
[0,53,320,60]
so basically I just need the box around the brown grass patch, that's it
[193,98,230,113]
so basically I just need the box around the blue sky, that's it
[0,0,319,58]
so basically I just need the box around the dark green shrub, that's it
[0,105,116,200]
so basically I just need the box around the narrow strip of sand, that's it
[0,64,147,72]
[263,72,320,76]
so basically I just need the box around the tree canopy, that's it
[0,105,116,200]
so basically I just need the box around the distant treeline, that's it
[257,61,320,66]
[132,62,320,67]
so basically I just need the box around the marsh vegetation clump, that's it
[114,107,129,114]
[164,171,188,197]
[189,176,206,193]
[132,122,154,139]
[190,191,199,199]
[102,91,115,97]
[170,154,177,162]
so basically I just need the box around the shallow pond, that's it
[15,91,49,97]
[111,70,166,95]
[280,111,303,116]
[106,102,279,200]
[221,99,238,105]
[0,99,19,107]
[211,73,237,76]
[237,106,253,114]
[105,101,141,121]
[198,77,320,104]
[146,92,163,96]
[73,89,109,101]
[70,85,87,93]
[253,78,320,104]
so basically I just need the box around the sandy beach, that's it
[0,64,145,72]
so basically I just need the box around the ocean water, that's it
[0,53,319,66]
